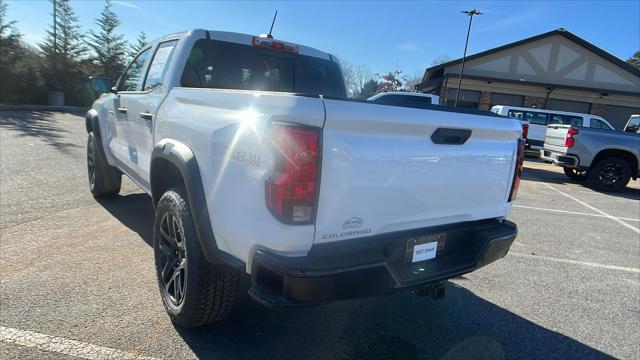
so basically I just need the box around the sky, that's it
[6,0,640,77]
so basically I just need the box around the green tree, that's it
[627,51,640,69]
[359,79,379,99]
[0,0,23,102]
[129,31,147,59]
[86,0,128,80]
[0,0,47,104]
[40,0,86,103]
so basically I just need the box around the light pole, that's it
[454,9,483,107]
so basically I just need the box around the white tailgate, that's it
[315,100,521,244]
[544,124,571,154]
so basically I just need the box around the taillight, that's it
[564,127,579,148]
[266,124,320,224]
[252,36,299,54]
[509,138,525,202]
[522,123,529,139]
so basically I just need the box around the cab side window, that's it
[548,113,565,125]
[524,111,548,125]
[565,116,584,127]
[507,110,524,120]
[118,48,151,92]
[590,118,612,130]
[144,40,178,91]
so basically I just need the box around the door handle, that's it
[140,112,154,121]
[117,107,127,114]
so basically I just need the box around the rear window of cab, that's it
[181,39,346,98]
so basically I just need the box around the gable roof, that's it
[423,28,640,82]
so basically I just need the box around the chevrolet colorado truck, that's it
[86,29,522,328]
[541,124,640,191]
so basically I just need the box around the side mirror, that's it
[110,86,118,94]
[88,76,113,94]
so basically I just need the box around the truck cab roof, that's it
[148,29,334,61]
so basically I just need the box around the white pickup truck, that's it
[86,29,522,328]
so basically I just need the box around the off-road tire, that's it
[588,157,631,192]
[87,132,121,198]
[154,187,240,328]
[563,167,588,181]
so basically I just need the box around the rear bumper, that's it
[250,219,517,307]
[540,149,579,167]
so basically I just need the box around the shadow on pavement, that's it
[175,281,613,360]
[522,165,640,201]
[95,194,614,360]
[97,192,155,247]
[0,111,82,153]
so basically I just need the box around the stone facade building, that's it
[416,28,640,130]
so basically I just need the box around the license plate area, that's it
[405,233,446,264]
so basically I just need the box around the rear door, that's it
[123,40,178,186]
[314,100,521,244]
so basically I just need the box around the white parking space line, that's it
[0,326,159,360]
[541,183,640,234]
[513,204,640,222]
[510,252,640,273]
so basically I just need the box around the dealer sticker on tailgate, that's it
[405,233,446,264]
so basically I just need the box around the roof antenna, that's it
[267,10,278,39]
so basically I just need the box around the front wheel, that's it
[154,187,240,328]
[588,157,631,192]
[563,167,588,181]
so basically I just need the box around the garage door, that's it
[604,105,640,130]
[548,99,591,113]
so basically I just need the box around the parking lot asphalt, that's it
[1,110,639,360]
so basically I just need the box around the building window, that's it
[446,88,481,108]
[491,93,524,107]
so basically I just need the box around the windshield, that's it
[181,39,346,97]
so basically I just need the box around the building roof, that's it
[421,28,640,83]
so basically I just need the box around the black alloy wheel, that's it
[597,163,625,188]
[157,212,187,307]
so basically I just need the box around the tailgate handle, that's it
[431,128,472,145]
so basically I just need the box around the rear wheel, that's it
[588,157,631,192]
[154,187,240,327]
[87,132,121,198]
[563,167,588,181]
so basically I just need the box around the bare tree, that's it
[431,54,453,66]
[340,58,373,98]
[403,70,423,91]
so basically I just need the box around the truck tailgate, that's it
[314,99,521,244]
[544,124,571,154]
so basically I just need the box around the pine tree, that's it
[0,0,28,103]
[40,0,85,97]
[0,0,22,83]
[86,0,128,80]
[129,31,147,59]
[628,51,640,69]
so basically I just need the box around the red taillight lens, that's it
[509,138,525,202]
[564,127,579,148]
[522,123,529,139]
[266,124,320,224]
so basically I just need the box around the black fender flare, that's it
[150,140,244,269]
[85,109,120,189]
